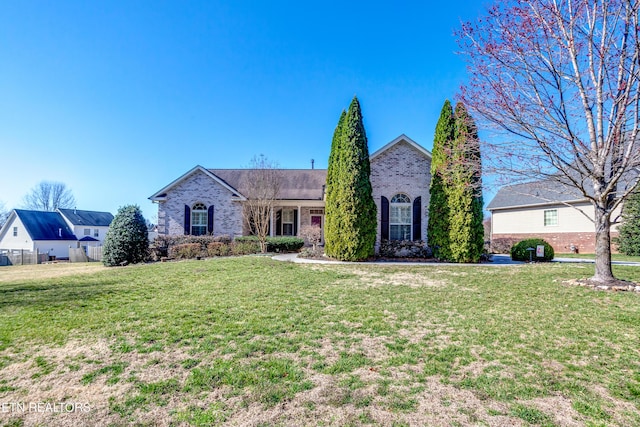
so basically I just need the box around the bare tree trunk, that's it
[593,203,614,283]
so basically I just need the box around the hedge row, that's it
[156,235,304,260]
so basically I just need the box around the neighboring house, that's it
[0,209,114,259]
[487,180,622,253]
[58,208,114,246]
[149,135,432,251]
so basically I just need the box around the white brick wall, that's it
[370,140,431,247]
[157,170,243,237]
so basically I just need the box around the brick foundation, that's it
[492,232,620,254]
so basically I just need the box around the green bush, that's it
[207,242,230,257]
[511,239,554,262]
[234,236,304,253]
[103,205,149,266]
[169,243,202,259]
[231,240,260,255]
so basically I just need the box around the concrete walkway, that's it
[272,253,640,267]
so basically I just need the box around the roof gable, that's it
[13,210,77,241]
[58,209,114,226]
[149,165,247,201]
[370,134,432,161]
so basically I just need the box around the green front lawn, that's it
[0,258,639,426]
[557,253,640,262]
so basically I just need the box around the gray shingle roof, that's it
[14,210,77,241]
[487,180,585,210]
[210,169,327,200]
[58,209,114,226]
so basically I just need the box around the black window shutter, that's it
[207,205,214,235]
[381,196,389,240]
[413,196,422,241]
[276,209,282,236]
[293,209,298,236]
[184,205,191,235]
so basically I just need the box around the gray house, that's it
[149,135,432,251]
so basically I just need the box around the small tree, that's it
[103,205,149,266]
[300,225,322,252]
[615,187,640,256]
[241,155,282,253]
[23,181,75,211]
[427,100,455,260]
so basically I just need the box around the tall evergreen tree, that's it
[448,102,484,263]
[615,186,640,256]
[324,110,346,256]
[324,96,377,261]
[427,100,455,260]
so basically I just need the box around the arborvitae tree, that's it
[324,110,346,256]
[103,205,149,266]
[448,102,484,263]
[427,100,455,260]
[324,96,377,261]
[615,187,640,256]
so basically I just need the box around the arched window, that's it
[390,194,411,240]
[191,203,207,236]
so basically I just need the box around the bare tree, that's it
[23,181,76,211]
[241,155,282,253]
[458,0,640,283]
[0,201,9,228]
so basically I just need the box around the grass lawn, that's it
[556,253,640,263]
[0,257,639,426]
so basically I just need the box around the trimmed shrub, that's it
[379,240,432,258]
[169,243,202,259]
[300,225,322,251]
[231,240,260,255]
[207,242,231,257]
[511,239,554,262]
[234,236,304,253]
[103,205,149,266]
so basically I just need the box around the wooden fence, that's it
[69,246,103,263]
[0,249,47,266]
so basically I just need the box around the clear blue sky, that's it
[0,1,490,222]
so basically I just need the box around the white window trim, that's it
[543,209,558,227]
[191,203,208,235]
[390,194,412,241]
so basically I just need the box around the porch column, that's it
[297,206,301,237]
[270,208,274,237]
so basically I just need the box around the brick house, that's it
[487,180,622,254]
[149,135,432,251]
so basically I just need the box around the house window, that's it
[544,209,558,226]
[282,209,294,236]
[94,229,99,238]
[191,203,208,236]
[13,227,17,237]
[390,194,412,240]
[84,228,91,236]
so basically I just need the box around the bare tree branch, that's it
[23,181,76,211]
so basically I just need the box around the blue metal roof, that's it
[14,210,77,241]
[58,209,114,226]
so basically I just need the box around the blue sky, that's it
[0,1,490,221]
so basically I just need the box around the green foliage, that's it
[511,239,554,262]
[207,242,230,257]
[103,205,149,266]
[428,100,454,260]
[324,96,377,261]
[615,187,640,256]
[447,102,484,263]
[234,236,304,252]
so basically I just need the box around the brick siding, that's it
[492,232,620,254]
